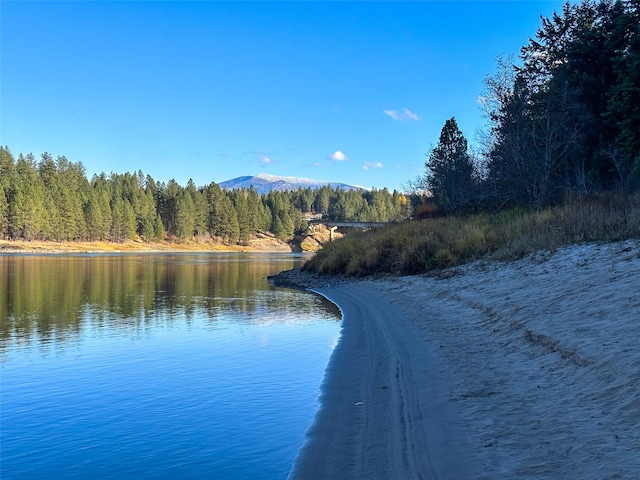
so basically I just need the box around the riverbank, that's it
[0,236,292,254]
[275,240,640,479]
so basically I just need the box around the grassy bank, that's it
[303,192,640,276]
[0,234,292,254]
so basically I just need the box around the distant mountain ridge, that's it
[219,173,366,195]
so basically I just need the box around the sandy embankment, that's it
[283,240,640,479]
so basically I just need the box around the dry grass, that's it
[303,191,640,276]
[0,234,291,254]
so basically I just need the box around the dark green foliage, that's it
[176,190,196,240]
[424,117,479,213]
[229,189,251,245]
[0,146,411,244]
[604,0,640,184]
[153,214,165,241]
[304,191,640,277]
[482,0,640,207]
[0,183,8,238]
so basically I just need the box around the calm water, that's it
[0,253,341,480]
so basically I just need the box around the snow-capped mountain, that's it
[219,173,366,195]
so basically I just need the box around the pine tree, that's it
[12,154,48,240]
[92,175,113,241]
[153,213,165,241]
[605,0,640,185]
[231,190,251,245]
[176,190,196,240]
[216,195,240,245]
[487,0,640,199]
[0,147,16,238]
[0,183,9,239]
[84,190,104,241]
[52,155,89,240]
[313,186,332,216]
[162,180,182,236]
[141,217,155,242]
[111,198,136,242]
[246,186,269,232]
[425,117,477,212]
[188,184,208,236]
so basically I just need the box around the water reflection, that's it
[1,253,336,352]
[1,253,342,479]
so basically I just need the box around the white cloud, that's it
[260,155,274,165]
[383,108,421,122]
[329,150,347,161]
[362,162,384,170]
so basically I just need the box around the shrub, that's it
[304,191,640,276]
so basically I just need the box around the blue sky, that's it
[2,1,568,191]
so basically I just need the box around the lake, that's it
[0,253,341,479]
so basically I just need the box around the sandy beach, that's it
[283,240,640,479]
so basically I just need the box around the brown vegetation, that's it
[0,231,292,254]
[303,192,640,276]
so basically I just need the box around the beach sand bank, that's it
[283,240,640,479]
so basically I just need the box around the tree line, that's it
[0,147,410,244]
[419,0,639,212]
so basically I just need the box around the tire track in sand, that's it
[289,284,475,479]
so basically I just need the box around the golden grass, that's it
[303,191,640,276]
[0,235,291,254]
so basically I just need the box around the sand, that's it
[286,240,640,479]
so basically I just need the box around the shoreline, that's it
[0,238,293,255]
[276,240,640,479]
[288,285,477,479]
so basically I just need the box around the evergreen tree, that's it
[271,215,286,240]
[425,117,477,212]
[184,180,207,236]
[0,148,16,239]
[605,0,640,185]
[84,190,105,241]
[0,145,416,243]
[231,190,251,245]
[153,213,165,241]
[291,207,308,234]
[246,186,270,232]
[11,154,48,240]
[176,190,196,240]
[92,174,113,240]
[111,198,137,242]
[204,182,223,237]
[123,200,137,240]
[0,183,9,239]
[141,217,155,241]
[292,187,314,213]
[313,186,332,215]
[217,195,240,245]
[53,155,88,240]
[486,0,640,202]
[328,189,347,221]
[266,190,296,240]
[162,179,181,236]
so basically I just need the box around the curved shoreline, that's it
[288,285,476,479]
[277,240,640,479]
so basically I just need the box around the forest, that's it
[0,147,410,245]
[2,1,638,247]
[417,0,639,212]
[304,0,640,277]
